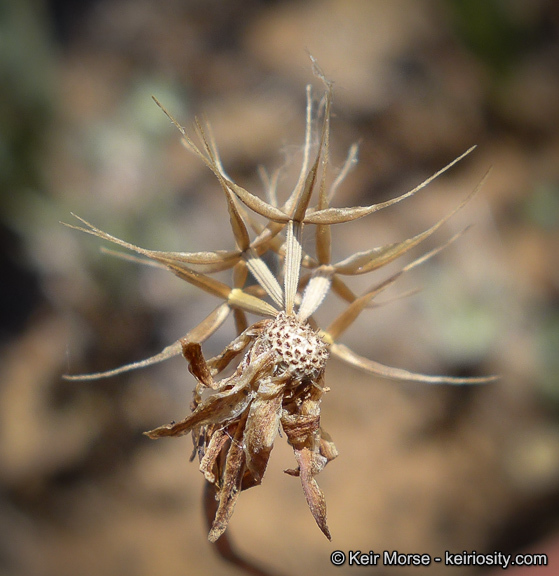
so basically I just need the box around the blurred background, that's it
[1,0,558,574]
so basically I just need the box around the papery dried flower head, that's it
[64,62,497,542]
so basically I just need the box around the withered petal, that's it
[206,320,268,375]
[281,413,321,448]
[243,382,284,482]
[182,341,215,389]
[199,428,229,483]
[208,416,247,542]
[319,427,339,463]
[144,387,254,439]
[294,447,331,540]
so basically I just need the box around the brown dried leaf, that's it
[208,416,247,542]
[144,385,254,439]
[294,447,331,540]
[147,347,277,438]
[199,428,229,483]
[182,342,215,389]
[318,428,339,463]
[206,321,267,375]
[281,413,320,448]
[243,380,285,483]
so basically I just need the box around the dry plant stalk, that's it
[64,63,497,543]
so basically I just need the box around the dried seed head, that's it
[263,311,329,381]
[64,67,498,547]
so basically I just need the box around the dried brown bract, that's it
[64,62,497,542]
